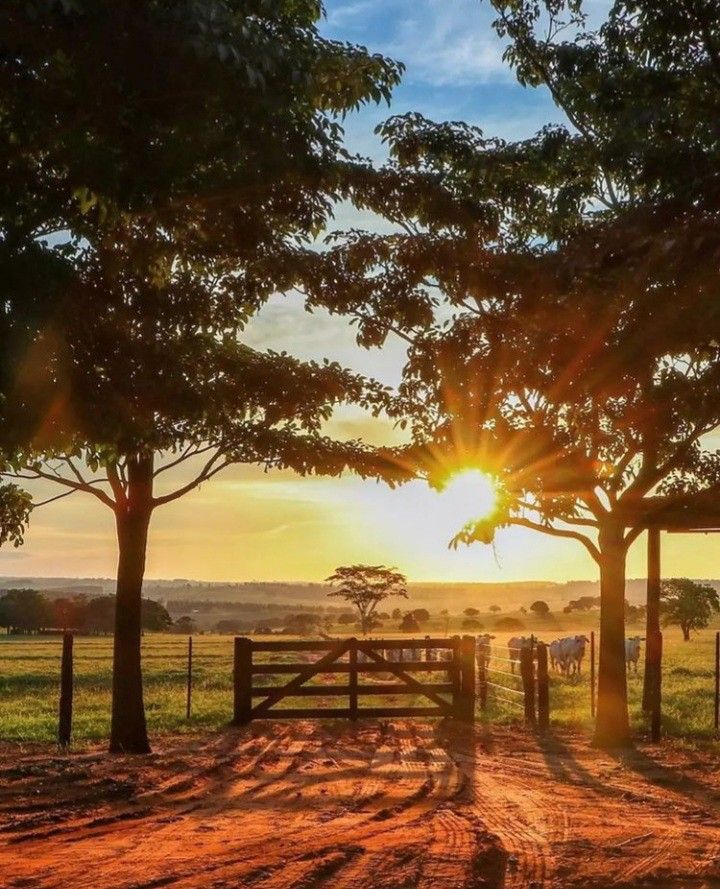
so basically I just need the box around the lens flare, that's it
[442,469,498,522]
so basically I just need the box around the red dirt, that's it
[2,720,720,888]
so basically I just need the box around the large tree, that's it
[305,0,720,747]
[326,565,408,635]
[0,0,401,752]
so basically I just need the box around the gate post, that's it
[478,647,488,713]
[233,636,252,726]
[590,630,596,718]
[650,632,662,742]
[460,635,476,723]
[349,637,358,721]
[520,646,536,726]
[450,635,462,718]
[537,642,549,731]
[58,632,73,746]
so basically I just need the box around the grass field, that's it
[1,627,718,744]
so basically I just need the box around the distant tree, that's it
[489,606,501,614]
[337,613,356,626]
[376,612,390,620]
[141,599,172,632]
[661,579,720,641]
[282,613,321,636]
[53,595,88,631]
[254,625,273,636]
[85,596,116,635]
[326,565,407,635]
[215,619,249,634]
[463,607,480,617]
[399,612,421,633]
[173,616,196,635]
[440,608,450,634]
[461,617,484,630]
[412,608,430,624]
[529,601,550,617]
[494,617,525,633]
[391,608,403,620]
[0,589,52,633]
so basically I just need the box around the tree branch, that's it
[509,516,600,563]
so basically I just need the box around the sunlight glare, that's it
[441,469,498,522]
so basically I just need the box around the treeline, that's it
[0,589,172,635]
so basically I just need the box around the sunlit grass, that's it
[1,629,719,746]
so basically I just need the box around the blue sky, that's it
[14,0,713,586]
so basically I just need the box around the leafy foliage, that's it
[326,564,407,634]
[661,578,720,640]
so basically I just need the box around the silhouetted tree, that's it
[461,617,483,630]
[320,1,720,748]
[463,607,480,617]
[0,589,52,633]
[661,579,720,641]
[399,612,420,633]
[0,1,402,752]
[530,601,550,617]
[327,565,407,635]
[173,616,196,635]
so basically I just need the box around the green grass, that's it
[1,628,718,745]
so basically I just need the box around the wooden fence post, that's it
[233,636,252,726]
[349,637,358,721]
[186,636,193,720]
[650,631,662,742]
[478,649,488,713]
[590,631,596,719]
[459,635,476,723]
[714,632,719,733]
[450,635,462,718]
[520,647,536,726]
[537,642,549,731]
[58,632,73,746]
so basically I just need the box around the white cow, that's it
[625,636,644,673]
[562,635,590,677]
[549,639,564,673]
[508,636,535,674]
[475,634,496,671]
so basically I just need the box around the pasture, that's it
[1,627,719,745]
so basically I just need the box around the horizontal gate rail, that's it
[233,635,476,726]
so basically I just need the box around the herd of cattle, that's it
[355,633,646,677]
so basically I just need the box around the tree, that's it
[412,608,430,624]
[53,595,88,632]
[282,613,320,636]
[0,589,53,633]
[440,608,450,634]
[489,605,501,614]
[326,565,407,635]
[463,607,480,617]
[317,1,720,748]
[494,617,525,632]
[173,616,196,635]
[661,579,720,641]
[0,1,401,753]
[462,617,484,630]
[141,599,173,633]
[399,612,420,633]
[530,601,550,617]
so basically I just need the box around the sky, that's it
[4,0,720,586]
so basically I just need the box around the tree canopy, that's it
[326,564,408,635]
[0,0,403,752]
[661,578,720,640]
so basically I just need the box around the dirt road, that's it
[2,721,720,888]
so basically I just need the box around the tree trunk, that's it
[682,625,690,641]
[109,454,154,754]
[593,524,632,748]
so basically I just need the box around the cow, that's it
[557,635,590,677]
[549,639,563,673]
[475,634,496,671]
[625,636,645,673]
[508,636,536,674]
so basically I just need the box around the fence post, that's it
[450,635,462,718]
[459,635,476,723]
[233,636,252,726]
[520,646,536,726]
[715,632,719,733]
[349,637,358,721]
[478,647,488,713]
[58,632,73,746]
[590,631,596,719]
[650,632,662,742]
[537,642,549,731]
[186,636,193,720]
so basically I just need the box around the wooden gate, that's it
[232,636,476,725]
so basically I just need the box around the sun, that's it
[441,469,498,522]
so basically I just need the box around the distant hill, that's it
[2,576,720,612]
